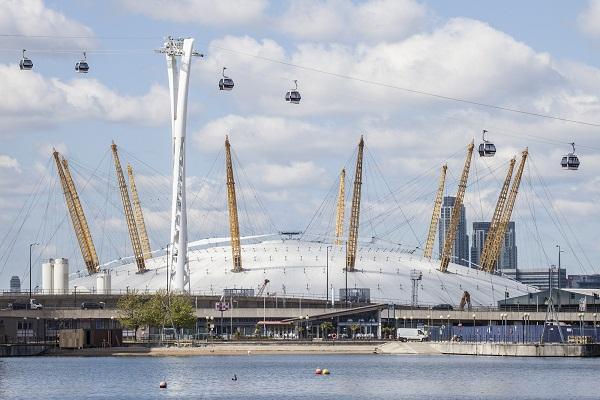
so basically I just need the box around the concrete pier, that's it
[432,342,600,357]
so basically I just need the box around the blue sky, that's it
[1,0,600,288]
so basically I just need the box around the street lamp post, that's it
[73,285,78,308]
[29,242,39,300]
[556,245,564,311]
[579,313,585,338]
[326,245,331,307]
[472,313,476,342]
[447,314,451,341]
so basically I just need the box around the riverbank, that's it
[46,341,392,357]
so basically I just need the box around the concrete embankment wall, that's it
[432,342,600,357]
[0,344,49,357]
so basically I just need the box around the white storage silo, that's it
[53,258,69,294]
[42,259,54,294]
[96,271,112,295]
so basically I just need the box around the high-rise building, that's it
[9,275,20,293]
[438,196,469,267]
[470,221,517,270]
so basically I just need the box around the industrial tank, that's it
[42,259,54,294]
[96,271,111,295]
[53,258,69,294]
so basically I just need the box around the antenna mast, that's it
[440,141,474,272]
[111,143,146,273]
[335,168,346,245]
[424,164,447,259]
[346,136,364,272]
[127,164,152,260]
[225,136,243,272]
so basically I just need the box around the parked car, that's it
[81,301,105,310]
[431,303,454,310]
[8,298,43,310]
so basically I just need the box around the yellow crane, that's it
[111,142,146,273]
[423,164,447,259]
[225,136,243,272]
[440,141,474,272]
[334,168,346,245]
[127,164,153,260]
[479,157,515,271]
[346,136,364,272]
[53,150,99,275]
[483,149,528,273]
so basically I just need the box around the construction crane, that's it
[423,164,447,259]
[53,150,99,275]
[257,279,270,296]
[111,142,146,274]
[334,168,346,245]
[459,291,472,311]
[127,164,152,260]
[225,136,243,272]
[483,149,528,273]
[479,157,516,271]
[440,141,474,272]
[346,136,364,272]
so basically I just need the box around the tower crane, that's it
[53,150,99,275]
[334,168,346,245]
[257,279,270,296]
[346,136,364,272]
[127,164,152,260]
[479,157,515,271]
[440,141,474,272]
[483,149,528,273]
[424,164,447,259]
[225,136,243,272]
[111,142,146,274]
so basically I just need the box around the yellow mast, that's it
[225,136,242,272]
[440,141,474,272]
[127,164,153,260]
[484,149,528,273]
[479,157,516,271]
[346,136,364,272]
[53,150,99,274]
[334,168,346,245]
[111,142,146,273]
[423,164,447,259]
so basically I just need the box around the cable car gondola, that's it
[561,142,580,170]
[75,52,89,73]
[478,129,496,157]
[285,80,301,104]
[19,49,33,71]
[218,67,234,90]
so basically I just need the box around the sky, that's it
[1,0,600,288]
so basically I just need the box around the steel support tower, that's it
[156,37,200,292]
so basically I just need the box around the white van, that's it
[396,328,429,342]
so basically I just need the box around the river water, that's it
[0,354,598,399]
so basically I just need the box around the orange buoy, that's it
[315,368,322,375]
[159,381,167,389]
[322,369,330,375]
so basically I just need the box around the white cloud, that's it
[253,161,326,188]
[578,0,600,37]
[200,19,566,117]
[277,0,427,42]
[0,65,170,133]
[118,0,267,25]
[0,0,95,49]
[0,154,20,171]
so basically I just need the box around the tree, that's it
[116,292,150,338]
[320,321,334,339]
[145,290,196,331]
[350,324,360,338]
